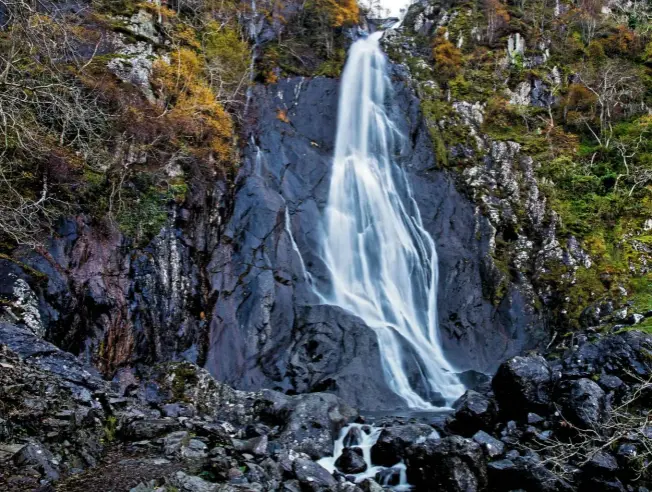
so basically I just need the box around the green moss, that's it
[103,415,118,442]
[0,254,48,282]
[449,74,472,99]
[171,363,199,402]
[315,49,346,77]
[116,186,171,244]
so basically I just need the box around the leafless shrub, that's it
[0,0,112,245]
[524,374,652,484]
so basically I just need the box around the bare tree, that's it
[525,374,652,484]
[576,60,645,149]
[0,0,111,245]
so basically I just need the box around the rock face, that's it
[202,70,545,409]
[492,355,553,417]
[0,53,547,412]
[370,424,436,466]
[0,43,548,412]
[405,436,488,491]
[334,447,367,474]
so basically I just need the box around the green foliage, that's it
[171,364,199,402]
[104,415,118,442]
[116,187,172,245]
[204,24,252,102]
[0,0,244,250]
[432,28,463,82]
[404,0,652,330]
[315,49,347,77]
[256,0,359,80]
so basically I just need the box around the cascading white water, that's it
[318,424,413,490]
[318,31,465,409]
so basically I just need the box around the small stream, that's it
[318,423,438,490]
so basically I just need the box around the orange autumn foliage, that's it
[310,0,359,28]
[153,48,233,163]
[601,25,640,56]
[432,28,462,81]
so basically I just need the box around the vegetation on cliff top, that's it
[2,0,652,334]
[393,0,652,331]
[0,0,361,250]
[0,0,251,248]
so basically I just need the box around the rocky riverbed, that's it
[1,319,650,491]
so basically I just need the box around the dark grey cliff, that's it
[0,58,546,411]
[203,69,546,409]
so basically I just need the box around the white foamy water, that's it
[318,424,414,490]
[316,32,465,409]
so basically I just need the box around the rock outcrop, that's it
[0,57,547,412]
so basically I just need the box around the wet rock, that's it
[203,72,546,408]
[336,482,363,492]
[405,435,487,491]
[259,391,356,459]
[335,447,367,474]
[370,424,436,466]
[168,471,218,492]
[487,454,573,491]
[375,467,401,486]
[232,435,268,456]
[122,418,179,440]
[582,450,618,476]
[342,427,363,448]
[450,390,497,436]
[293,458,337,490]
[472,430,505,458]
[492,355,552,417]
[558,378,606,429]
[359,478,384,492]
[627,313,645,325]
[13,442,60,480]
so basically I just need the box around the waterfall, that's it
[317,32,465,409]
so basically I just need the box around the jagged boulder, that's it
[492,355,552,417]
[293,458,337,491]
[449,390,498,436]
[258,390,358,459]
[370,424,436,466]
[487,453,573,492]
[557,378,607,429]
[335,447,367,474]
[0,342,108,489]
[342,426,363,447]
[559,331,652,381]
[405,435,488,491]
